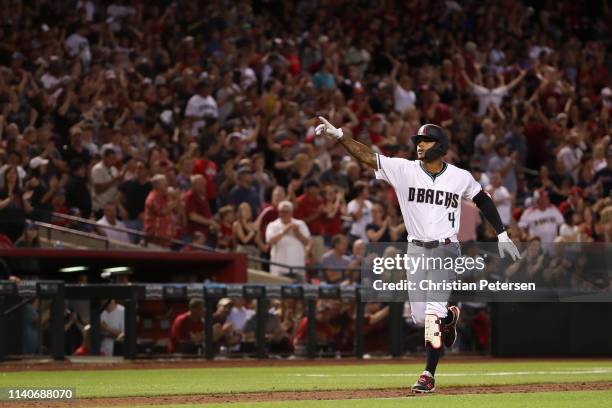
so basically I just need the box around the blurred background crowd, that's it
[0,0,610,356]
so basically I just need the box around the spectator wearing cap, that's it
[185,79,218,136]
[117,160,151,241]
[184,174,217,243]
[557,130,584,182]
[26,156,58,222]
[265,201,311,279]
[144,174,176,245]
[62,127,91,167]
[96,202,130,243]
[91,148,123,217]
[518,190,564,253]
[168,297,207,354]
[319,154,349,191]
[50,186,71,227]
[228,167,260,217]
[559,187,586,218]
[294,179,325,263]
[488,142,518,194]
[292,300,334,352]
[15,221,40,248]
[0,166,33,242]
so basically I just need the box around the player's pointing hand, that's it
[315,116,344,140]
[497,231,521,261]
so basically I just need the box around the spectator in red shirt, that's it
[192,142,218,211]
[422,89,452,127]
[294,179,325,263]
[184,174,218,242]
[144,174,176,246]
[216,205,235,250]
[74,324,92,356]
[256,185,285,238]
[168,297,205,354]
[321,185,346,246]
[292,301,334,353]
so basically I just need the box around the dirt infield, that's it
[3,356,611,372]
[3,382,612,407]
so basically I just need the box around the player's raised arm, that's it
[315,117,377,169]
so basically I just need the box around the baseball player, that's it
[315,117,520,393]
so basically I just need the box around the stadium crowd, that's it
[0,0,610,355]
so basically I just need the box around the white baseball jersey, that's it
[375,154,482,241]
[518,205,564,244]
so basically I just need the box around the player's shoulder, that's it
[379,153,416,165]
[445,162,473,178]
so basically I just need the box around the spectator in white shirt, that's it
[91,148,123,215]
[97,202,130,243]
[265,201,311,280]
[462,69,527,117]
[185,79,219,136]
[486,172,512,227]
[347,181,373,242]
[100,299,124,356]
[473,118,498,171]
[65,25,89,57]
[518,190,564,253]
[556,130,584,182]
[226,299,255,333]
[390,57,416,114]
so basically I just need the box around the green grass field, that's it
[1,360,611,407]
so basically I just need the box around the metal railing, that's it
[30,212,362,283]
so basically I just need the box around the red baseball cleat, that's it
[411,371,435,393]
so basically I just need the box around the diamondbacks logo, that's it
[407,187,459,208]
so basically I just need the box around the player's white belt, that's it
[409,238,452,249]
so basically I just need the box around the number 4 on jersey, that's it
[448,212,456,228]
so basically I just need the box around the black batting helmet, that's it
[412,124,449,161]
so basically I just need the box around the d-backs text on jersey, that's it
[407,187,459,209]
